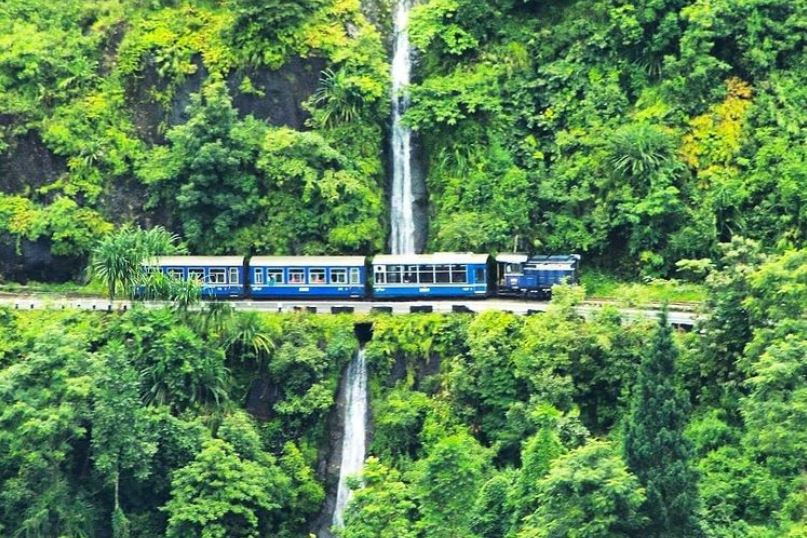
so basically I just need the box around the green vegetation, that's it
[406,0,805,277]
[0,0,805,536]
[0,0,803,285]
[0,0,388,270]
[0,245,804,536]
[581,270,706,305]
[0,308,356,537]
[91,224,185,301]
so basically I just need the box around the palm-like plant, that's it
[168,277,202,314]
[91,225,186,302]
[200,302,236,337]
[224,312,276,364]
[91,228,139,302]
[311,68,364,127]
[142,326,229,411]
[608,123,675,177]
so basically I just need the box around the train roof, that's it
[373,252,490,265]
[495,253,529,264]
[528,254,581,262]
[250,256,366,267]
[143,256,244,266]
[524,254,580,271]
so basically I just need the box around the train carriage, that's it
[249,256,366,299]
[142,256,246,299]
[372,253,490,299]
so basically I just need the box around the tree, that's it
[340,457,417,538]
[518,440,646,538]
[139,82,266,252]
[623,311,702,537]
[163,438,283,538]
[511,421,565,528]
[141,326,229,412]
[91,340,157,538]
[0,332,98,536]
[414,432,489,538]
[471,470,516,538]
[689,237,765,407]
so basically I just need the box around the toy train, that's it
[142,253,580,300]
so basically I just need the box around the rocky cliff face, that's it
[0,128,67,197]
[0,54,328,282]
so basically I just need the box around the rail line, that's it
[0,294,700,327]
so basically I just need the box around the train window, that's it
[374,266,386,284]
[309,268,326,284]
[451,265,467,283]
[435,265,451,283]
[505,263,522,275]
[229,268,240,284]
[254,269,264,285]
[474,267,486,283]
[403,265,417,284]
[330,268,348,284]
[210,269,226,284]
[289,269,305,284]
[387,265,402,284]
[188,268,204,282]
[267,269,284,284]
[420,265,435,284]
[167,268,184,280]
[350,267,361,284]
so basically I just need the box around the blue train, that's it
[141,252,580,300]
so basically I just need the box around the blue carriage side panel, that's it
[249,256,367,299]
[142,256,245,299]
[371,253,489,299]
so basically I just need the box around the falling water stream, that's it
[389,0,416,255]
[331,348,368,529]
[331,1,416,529]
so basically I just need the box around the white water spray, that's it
[332,349,368,529]
[390,0,416,255]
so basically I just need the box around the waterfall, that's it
[331,349,368,529]
[390,0,416,255]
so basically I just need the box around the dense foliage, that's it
[0,0,803,280]
[0,246,804,535]
[406,0,805,276]
[0,307,356,537]
[0,0,388,270]
[0,0,805,536]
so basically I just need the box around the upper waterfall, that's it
[389,0,417,255]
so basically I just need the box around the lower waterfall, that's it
[331,348,368,529]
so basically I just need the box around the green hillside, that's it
[0,1,805,537]
[0,0,803,279]
[0,245,805,537]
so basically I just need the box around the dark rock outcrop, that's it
[125,56,209,144]
[226,56,327,130]
[125,54,327,144]
[99,175,173,228]
[0,129,67,195]
[0,237,84,283]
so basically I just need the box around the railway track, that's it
[0,293,700,327]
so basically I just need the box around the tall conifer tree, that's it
[623,311,702,537]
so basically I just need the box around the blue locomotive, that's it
[142,252,579,300]
[495,254,581,298]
